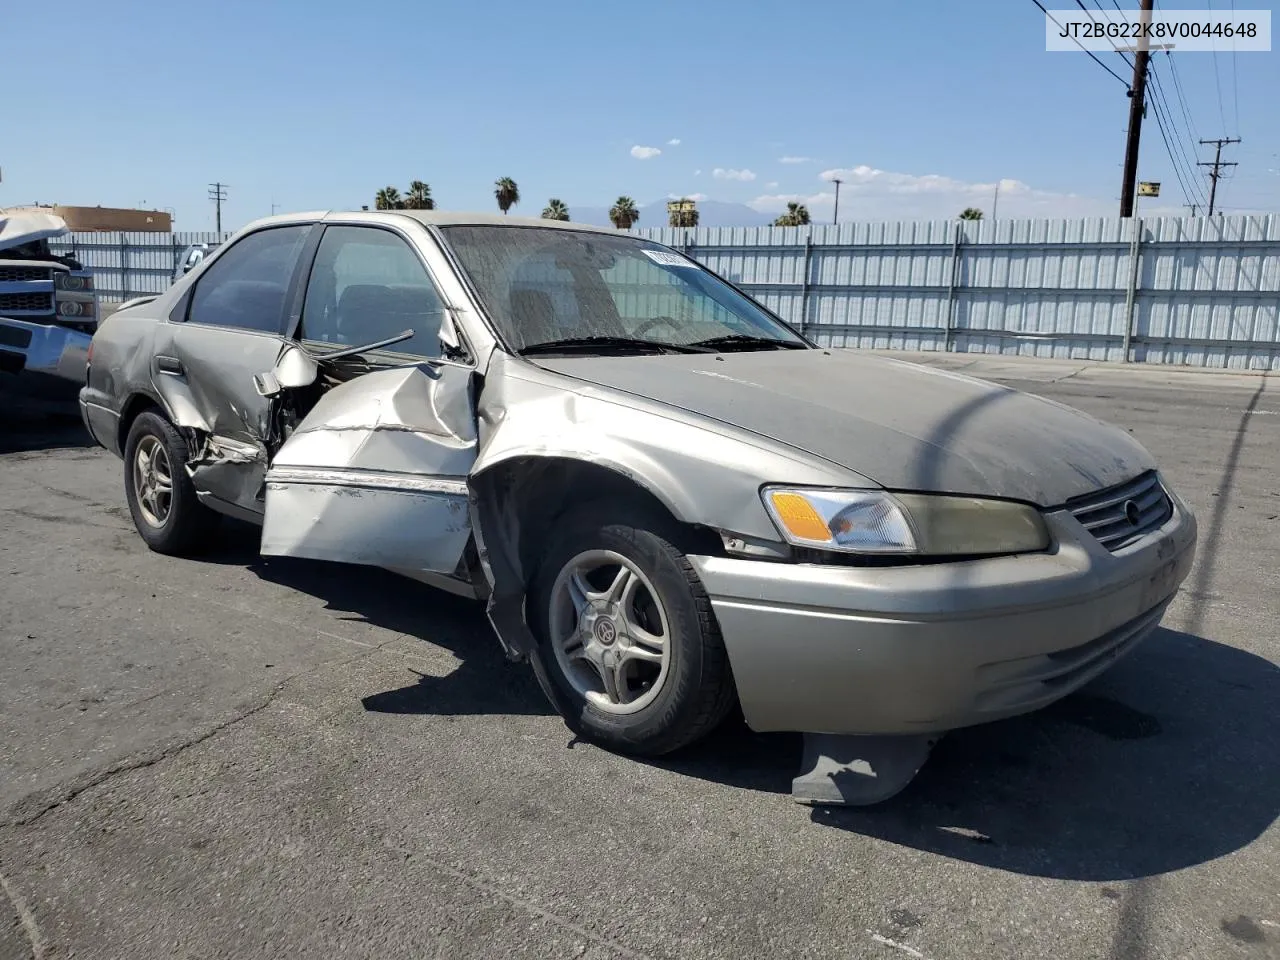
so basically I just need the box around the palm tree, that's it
[404,180,435,210]
[541,198,570,221]
[375,186,403,210]
[959,207,984,220]
[495,177,520,215]
[609,196,640,229]
[773,201,811,227]
[668,198,699,228]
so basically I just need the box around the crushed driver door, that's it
[259,362,478,576]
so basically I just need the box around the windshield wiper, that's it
[687,334,808,351]
[310,329,416,361]
[519,336,713,356]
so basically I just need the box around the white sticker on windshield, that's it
[643,249,698,268]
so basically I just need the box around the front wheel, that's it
[528,506,736,756]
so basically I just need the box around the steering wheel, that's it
[631,315,688,338]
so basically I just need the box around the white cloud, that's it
[667,192,708,202]
[744,164,1111,220]
[693,169,702,176]
[667,138,681,146]
[779,156,812,164]
[713,167,757,182]
[818,164,1019,196]
[630,145,662,160]
[748,192,836,214]
[767,181,779,188]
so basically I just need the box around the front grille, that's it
[0,292,53,312]
[1066,470,1172,552]
[0,266,51,282]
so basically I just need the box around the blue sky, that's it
[4,0,1276,230]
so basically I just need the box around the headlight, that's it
[762,486,1050,557]
[55,272,92,292]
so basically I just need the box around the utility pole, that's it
[208,182,228,233]
[1185,203,1199,215]
[831,178,843,225]
[1119,0,1155,217]
[992,181,1000,220]
[1198,138,1240,216]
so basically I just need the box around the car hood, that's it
[0,212,69,252]
[534,349,1154,506]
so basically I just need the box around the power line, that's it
[1148,63,1208,206]
[1165,53,1200,144]
[1229,0,1241,134]
[1146,84,1196,205]
[1147,82,1202,208]
[1206,0,1229,133]
[1032,0,1131,86]
[1081,0,1135,70]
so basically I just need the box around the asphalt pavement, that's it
[1,353,1277,960]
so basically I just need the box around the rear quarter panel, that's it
[82,308,166,456]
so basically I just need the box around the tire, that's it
[123,410,220,555]
[528,503,736,756]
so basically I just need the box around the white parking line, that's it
[868,930,934,960]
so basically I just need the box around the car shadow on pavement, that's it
[0,410,93,455]
[655,627,1279,882]
[202,519,553,718]
[196,525,1277,882]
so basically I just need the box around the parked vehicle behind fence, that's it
[79,210,1198,803]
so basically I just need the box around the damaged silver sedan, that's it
[81,211,1197,804]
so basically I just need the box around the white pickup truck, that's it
[0,212,98,399]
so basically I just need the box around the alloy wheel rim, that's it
[548,549,671,715]
[133,435,174,528]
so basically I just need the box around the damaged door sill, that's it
[195,491,265,525]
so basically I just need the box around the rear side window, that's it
[187,226,309,333]
[299,226,445,358]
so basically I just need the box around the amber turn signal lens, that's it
[767,491,833,542]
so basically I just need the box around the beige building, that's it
[3,205,172,232]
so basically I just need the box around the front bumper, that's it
[691,487,1197,736]
[0,318,92,396]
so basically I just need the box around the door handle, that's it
[156,355,185,376]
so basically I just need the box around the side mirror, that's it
[255,344,319,398]
[179,245,207,276]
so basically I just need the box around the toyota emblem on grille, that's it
[1123,499,1142,526]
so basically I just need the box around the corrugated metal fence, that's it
[50,231,227,304]
[52,215,1280,370]
[637,216,1280,370]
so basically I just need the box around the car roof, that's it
[393,210,624,234]
[237,210,628,236]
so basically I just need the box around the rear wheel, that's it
[529,505,736,756]
[123,410,220,555]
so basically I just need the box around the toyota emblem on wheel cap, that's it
[1123,499,1142,526]
[594,619,618,644]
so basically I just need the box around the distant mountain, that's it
[565,199,775,229]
